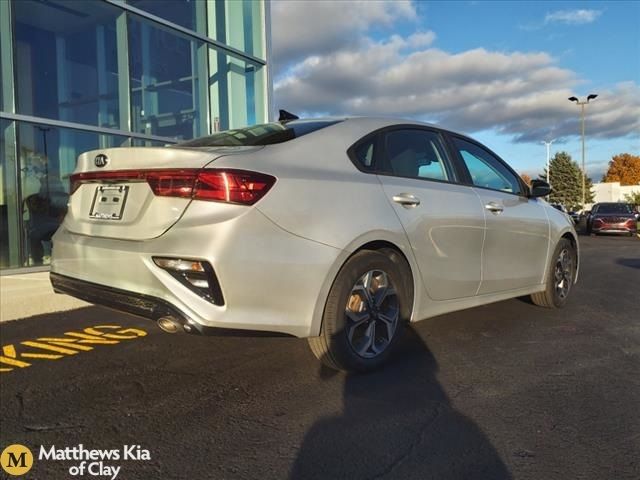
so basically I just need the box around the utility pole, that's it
[568,94,598,209]
[542,138,556,193]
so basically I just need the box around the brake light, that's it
[193,170,275,205]
[69,169,275,206]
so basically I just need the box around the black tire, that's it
[530,238,576,308]
[308,250,412,372]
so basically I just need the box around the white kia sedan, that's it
[51,117,579,372]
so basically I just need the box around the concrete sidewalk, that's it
[0,272,89,322]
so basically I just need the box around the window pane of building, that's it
[0,14,5,110]
[0,120,20,268]
[127,0,204,33]
[0,0,13,112]
[17,121,129,267]
[128,14,208,140]
[209,48,266,131]
[1,0,269,272]
[13,0,122,129]
[210,0,265,59]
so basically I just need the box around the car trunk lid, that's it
[64,146,262,240]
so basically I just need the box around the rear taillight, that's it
[146,171,198,198]
[193,170,275,205]
[70,169,275,206]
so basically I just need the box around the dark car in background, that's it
[586,203,637,236]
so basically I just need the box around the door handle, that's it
[392,193,421,208]
[485,202,504,214]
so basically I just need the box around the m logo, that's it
[1,444,33,475]
[94,154,109,168]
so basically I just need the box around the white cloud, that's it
[271,3,638,145]
[406,31,436,48]
[545,9,602,25]
[274,35,640,143]
[271,0,416,69]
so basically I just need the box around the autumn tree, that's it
[520,173,532,186]
[602,153,640,185]
[540,151,595,210]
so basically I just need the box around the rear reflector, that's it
[153,257,225,305]
[70,169,275,206]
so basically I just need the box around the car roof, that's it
[297,116,467,138]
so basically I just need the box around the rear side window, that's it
[452,137,523,195]
[175,120,341,147]
[381,129,451,181]
[352,138,376,170]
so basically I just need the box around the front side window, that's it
[452,137,522,195]
[382,130,450,181]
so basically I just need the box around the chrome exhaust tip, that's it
[157,316,182,334]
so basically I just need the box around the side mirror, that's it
[529,179,551,198]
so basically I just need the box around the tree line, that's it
[520,153,640,211]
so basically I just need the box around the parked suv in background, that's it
[586,203,637,236]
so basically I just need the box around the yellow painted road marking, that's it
[0,346,31,368]
[0,356,32,368]
[20,353,63,360]
[36,338,94,351]
[63,332,119,344]
[20,341,79,355]
[94,326,148,340]
[0,324,148,374]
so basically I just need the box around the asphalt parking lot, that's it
[1,234,638,480]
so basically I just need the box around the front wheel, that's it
[308,250,412,372]
[530,238,576,308]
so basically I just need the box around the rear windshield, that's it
[595,204,633,214]
[175,120,342,147]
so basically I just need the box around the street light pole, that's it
[542,138,556,192]
[568,94,598,209]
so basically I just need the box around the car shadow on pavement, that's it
[616,258,640,269]
[290,327,512,480]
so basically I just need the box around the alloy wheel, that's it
[344,270,400,358]
[554,248,573,300]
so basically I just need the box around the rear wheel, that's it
[308,250,412,372]
[530,238,576,308]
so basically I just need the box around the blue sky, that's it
[271,0,640,180]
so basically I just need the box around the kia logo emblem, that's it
[94,154,108,168]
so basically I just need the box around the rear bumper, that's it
[50,273,288,336]
[592,225,636,234]
[50,206,342,337]
[51,272,193,330]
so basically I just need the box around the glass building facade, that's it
[0,0,271,271]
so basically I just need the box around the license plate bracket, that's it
[89,185,129,220]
